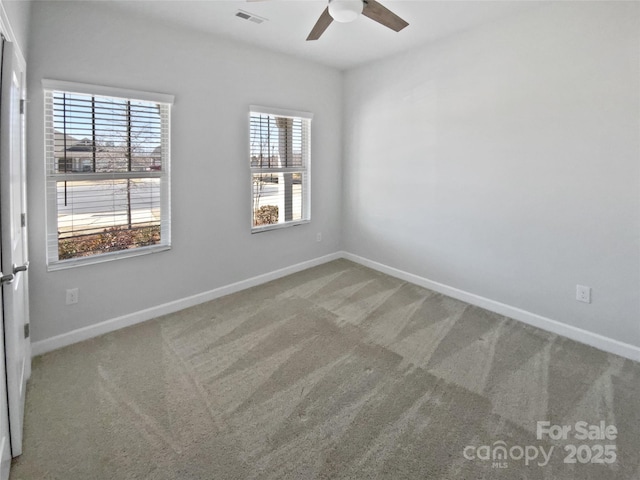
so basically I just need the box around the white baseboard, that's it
[343,252,640,363]
[33,250,640,363]
[31,252,342,357]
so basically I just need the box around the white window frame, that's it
[249,105,312,233]
[43,79,174,270]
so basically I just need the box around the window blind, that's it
[249,107,312,231]
[44,82,172,267]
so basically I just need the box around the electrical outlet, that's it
[66,288,79,305]
[576,285,591,304]
[316,232,322,242]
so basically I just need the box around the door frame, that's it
[0,31,13,480]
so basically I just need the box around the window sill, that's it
[47,244,171,271]
[251,219,310,234]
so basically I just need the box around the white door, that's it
[0,34,15,480]
[0,40,30,458]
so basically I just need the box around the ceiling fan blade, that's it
[307,7,333,41]
[362,0,408,32]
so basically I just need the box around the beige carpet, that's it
[10,259,640,479]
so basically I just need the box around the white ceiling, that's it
[107,0,544,70]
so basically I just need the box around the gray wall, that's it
[27,1,343,342]
[343,2,640,346]
[26,1,640,352]
[1,0,31,59]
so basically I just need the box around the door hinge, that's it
[21,213,26,228]
[19,99,25,115]
[23,323,29,339]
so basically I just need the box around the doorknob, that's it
[13,262,29,274]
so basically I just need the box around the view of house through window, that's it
[44,81,172,266]
[250,107,312,231]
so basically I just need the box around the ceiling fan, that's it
[306,0,409,40]
[247,0,409,41]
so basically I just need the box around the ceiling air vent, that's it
[235,10,267,24]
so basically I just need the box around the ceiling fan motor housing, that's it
[328,0,364,23]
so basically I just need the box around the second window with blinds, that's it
[249,106,312,232]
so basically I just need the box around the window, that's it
[250,106,312,232]
[43,80,173,269]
